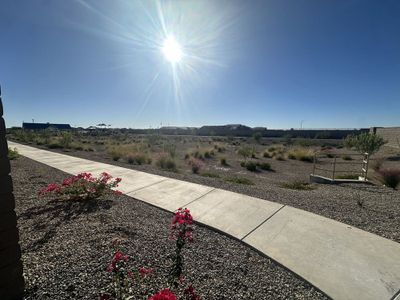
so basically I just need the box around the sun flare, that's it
[162,36,183,64]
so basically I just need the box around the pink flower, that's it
[147,289,176,300]
[139,267,154,278]
[184,285,201,300]
[113,190,123,196]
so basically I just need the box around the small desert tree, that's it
[344,132,385,155]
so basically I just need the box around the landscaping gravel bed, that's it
[35,146,400,243]
[12,157,328,299]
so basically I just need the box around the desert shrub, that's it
[225,176,254,185]
[243,161,258,172]
[200,172,220,178]
[287,148,314,162]
[263,151,272,158]
[378,169,400,189]
[342,155,352,161]
[187,157,204,174]
[281,181,315,190]
[268,146,277,152]
[8,147,19,160]
[39,172,122,201]
[163,143,177,158]
[192,151,204,160]
[220,157,228,166]
[107,147,124,161]
[83,145,94,152]
[47,142,63,149]
[125,152,150,165]
[345,132,385,155]
[237,146,252,161]
[273,154,286,161]
[184,153,190,160]
[371,157,385,171]
[253,132,262,143]
[257,162,271,171]
[59,132,72,148]
[71,142,84,151]
[156,154,177,172]
[204,151,212,159]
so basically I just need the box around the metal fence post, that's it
[0,86,24,299]
[332,155,337,180]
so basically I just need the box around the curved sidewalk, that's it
[8,141,400,300]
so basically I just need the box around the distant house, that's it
[22,122,72,130]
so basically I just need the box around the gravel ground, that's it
[34,145,400,243]
[12,157,328,300]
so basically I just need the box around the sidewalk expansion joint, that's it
[125,178,169,194]
[180,188,216,208]
[241,204,286,241]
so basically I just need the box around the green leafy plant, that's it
[345,133,385,155]
[7,147,19,160]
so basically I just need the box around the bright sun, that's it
[162,36,183,64]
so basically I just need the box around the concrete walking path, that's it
[8,141,400,300]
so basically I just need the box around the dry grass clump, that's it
[225,176,254,185]
[378,168,400,189]
[287,148,314,162]
[155,153,177,172]
[124,152,152,165]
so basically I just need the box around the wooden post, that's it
[0,86,24,299]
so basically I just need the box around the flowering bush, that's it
[39,172,122,201]
[100,208,200,300]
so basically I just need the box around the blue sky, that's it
[1,0,399,129]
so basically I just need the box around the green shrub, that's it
[8,148,19,160]
[243,161,257,172]
[220,157,228,166]
[204,151,212,159]
[281,181,315,190]
[156,154,177,172]
[345,133,385,155]
[257,162,271,171]
[60,132,72,148]
[200,172,220,178]
[225,176,254,185]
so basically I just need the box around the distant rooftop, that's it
[22,122,72,130]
